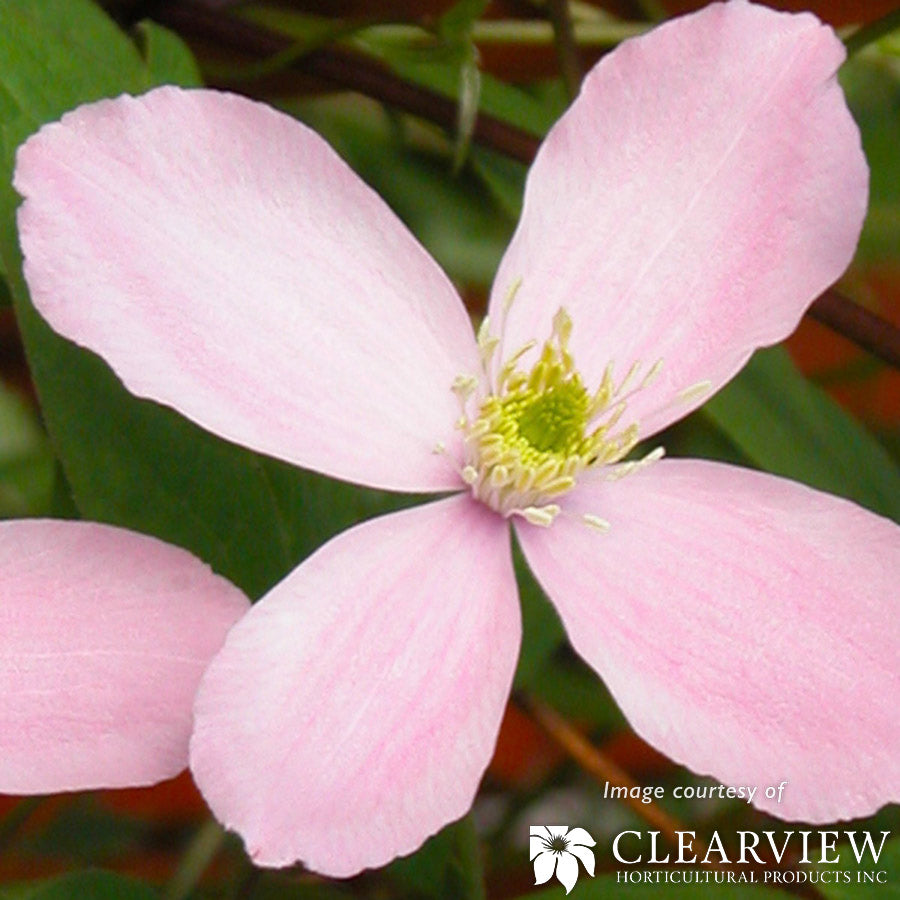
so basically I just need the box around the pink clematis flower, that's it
[12,0,900,878]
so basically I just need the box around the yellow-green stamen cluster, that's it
[457,308,645,525]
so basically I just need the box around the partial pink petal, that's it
[489,2,866,437]
[516,460,899,822]
[0,519,249,794]
[190,496,518,876]
[15,87,478,493]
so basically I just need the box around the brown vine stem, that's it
[519,694,724,865]
[149,0,542,161]
[810,287,900,369]
[149,0,900,370]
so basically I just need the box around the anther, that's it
[617,360,642,396]
[582,514,611,532]
[452,374,478,401]
[519,504,561,527]
[677,379,712,402]
[642,358,664,389]
[503,277,523,313]
[461,465,479,485]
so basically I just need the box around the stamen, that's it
[642,358,664,389]
[477,316,500,369]
[498,340,538,389]
[452,374,478,402]
[617,360,642,396]
[551,307,573,345]
[518,504,561,527]
[677,379,712,403]
[454,306,664,522]
[477,316,492,347]
[503,277,523,313]
[606,445,665,481]
[582,514,611,532]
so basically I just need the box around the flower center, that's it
[454,307,658,526]
[514,380,588,455]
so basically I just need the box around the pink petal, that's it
[0,519,249,794]
[15,87,478,493]
[489,2,866,437]
[190,495,518,876]
[516,460,900,822]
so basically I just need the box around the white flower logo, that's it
[530,825,596,894]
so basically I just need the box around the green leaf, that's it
[0,0,145,128]
[133,20,203,88]
[527,655,624,730]
[355,30,564,136]
[434,0,489,168]
[659,412,750,469]
[384,815,486,900]
[22,795,151,860]
[246,874,354,900]
[452,51,482,171]
[0,257,9,306]
[513,536,566,691]
[223,9,370,82]
[467,147,526,222]
[701,347,900,523]
[438,0,490,42]
[0,378,54,517]
[17,870,158,900]
[840,54,900,266]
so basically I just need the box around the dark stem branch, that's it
[809,288,900,369]
[151,0,542,161]
[844,7,900,57]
